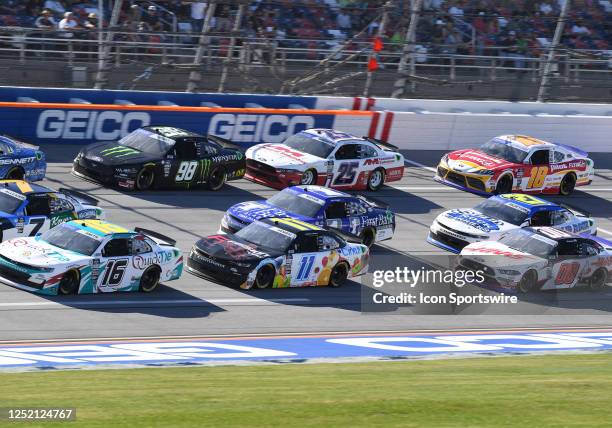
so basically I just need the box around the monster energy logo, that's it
[100,146,140,158]
[200,159,211,180]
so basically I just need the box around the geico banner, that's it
[0,103,368,147]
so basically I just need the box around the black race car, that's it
[72,126,246,191]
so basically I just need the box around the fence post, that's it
[186,1,217,93]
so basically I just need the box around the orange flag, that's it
[373,37,383,52]
[367,57,379,72]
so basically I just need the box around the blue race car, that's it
[220,185,395,247]
[429,193,597,253]
[0,135,46,181]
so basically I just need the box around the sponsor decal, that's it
[190,249,225,269]
[208,114,315,143]
[446,210,504,232]
[211,152,243,163]
[36,110,150,140]
[132,252,173,270]
[100,146,140,158]
[466,247,526,259]
[550,161,586,171]
[0,188,26,200]
[0,157,37,166]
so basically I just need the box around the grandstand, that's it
[0,1,610,101]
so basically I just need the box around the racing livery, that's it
[0,180,104,242]
[0,220,183,295]
[435,135,594,196]
[73,126,245,191]
[221,185,395,247]
[459,227,612,293]
[429,193,596,253]
[187,217,369,289]
[0,135,46,181]
[245,129,404,191]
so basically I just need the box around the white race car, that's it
[245,129,404,191]
[459,227,612,293]
[429,193,596,253]
[0,220,183,295]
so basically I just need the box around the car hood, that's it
[461,241,544,268]
[0,238,89,267]
[81,141,160,166]
[437,209,517,236]
[446,149,516,173]
[228,201,298,223]
[247,144,324,169]
[194,234,282,264]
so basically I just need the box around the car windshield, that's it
[474,199,530,226]
[480,139,529,164]
[267,189,322,218]
[0,188,24,214]
[41,224,102,256]
[498,229,557,258]
[283,134,334,159]
[235,222,295,253]
[118,128,175,155]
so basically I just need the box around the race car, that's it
[428,193,597,253]
[245,129,404,191]
[187,217,369,289]
[458,227,612,293]
[221,185,395,247]
[0,219,183,295]
[0,134,46,181]
[435,135,594,196]
[73,126,245,191]
[0,180,104,242]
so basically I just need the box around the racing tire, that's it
[139,266,161,293]
[207,166,227,191]
[362,228,376,248]
[494,175,513,195]
[135,167,155,191]
[5,167,24,180]
[367,168,385,191]
[589,268,608,292]
[300,169,317,186]
[254,264,275,289]
[517,270,538,293]
[559,173,577,196]
[58,270,80,295]
[329,262,349,288]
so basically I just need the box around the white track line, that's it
[404,159,437,172]
[0,298,310,308]
[597,228,612,237]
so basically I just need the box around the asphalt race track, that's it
[0,145,611,342]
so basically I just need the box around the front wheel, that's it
[139,266,161,293]
[494,175,513,195]
[254,264,275,289]
[589,268,608,291]
[300,169,317,186]
[517,270,537,293]
[58,270,79,295]
[329,263,349,288]
[559,173,576,196]
[367,169,385,191]
[362,228,376,248]
[5,167,24,180]
[135,167,155,191]
[207,166,227,191]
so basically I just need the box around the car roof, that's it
[286,185,351,201]
[494,135,556,150]
[260,217,324,234]
[494,194,562,214]
[529,226,580,241]
[143,125,203,141]
[68,219,132,238]
[0,180,53,195]
[300,129,365,146]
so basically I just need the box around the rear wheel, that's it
[135,167,155,191]
[5,167,24,180]
[58,270,79,295]
[589,268,608,291]
[254,264,275,289]
[300,169,317,185]
[207,166,227,191]
[362,228,376,248]
[495,175,513,195]
[139,266,161,293]
[329,263,349,287]
[559,173,577,196]
[367,169,385,191]
[517,270,537,293]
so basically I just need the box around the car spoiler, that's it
[208,135,244,152]
[363,136,399,152]
[354,194,390,210]
[134,228,177,246]
[59,188,99,206]
[559,202,590,218]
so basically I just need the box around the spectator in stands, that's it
[58,11,82,39]
[189,0,208,30]
[571,19,591,35]
[142,5,164,32]
[501,30,528,70]
[34,8,57,29]
[449,0,466,17]
[84,13,98,30]
[336,9,352,31]
[43,0,66,16]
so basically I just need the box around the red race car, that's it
[435,135,594,196]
